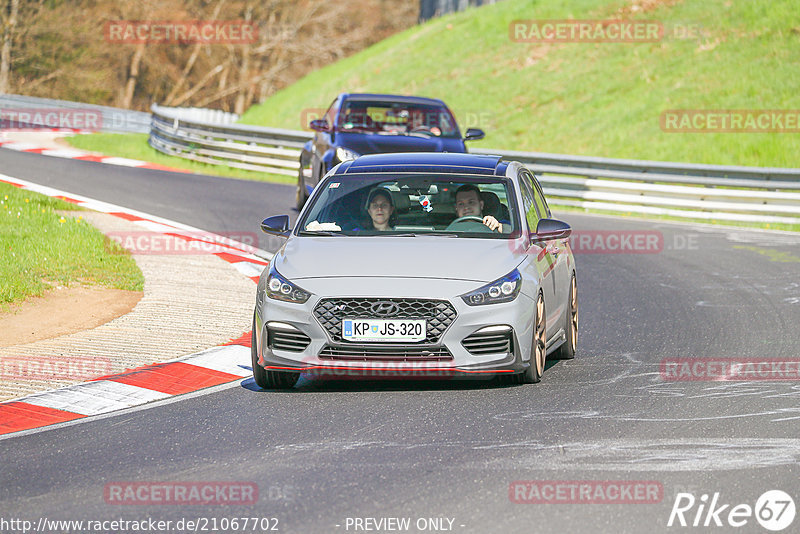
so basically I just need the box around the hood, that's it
[275,235,523,283]
[336,132,466,155]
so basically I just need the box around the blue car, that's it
[296,93,484,209]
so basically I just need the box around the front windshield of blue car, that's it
[298,174,520,238]
[337,100,461,138]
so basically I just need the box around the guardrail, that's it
[149,104,800,225]
[470,149,800,225]
[149,104,309,176]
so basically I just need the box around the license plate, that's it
[342,318,426,342]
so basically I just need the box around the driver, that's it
[454,184,506,232]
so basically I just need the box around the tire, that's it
[552,274,578,360]
[251,314,300,390]
[519,291,546,384]
[295,160,309,211]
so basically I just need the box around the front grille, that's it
[313,298,457,344]
[319,345,453,362]
[462,327,513,355]
[268,326,311,352]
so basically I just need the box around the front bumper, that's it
[254,278,536,378]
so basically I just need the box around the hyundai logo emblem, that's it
[370,301,400,317]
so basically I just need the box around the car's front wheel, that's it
[524,291,547,383]
[506,291,546,385]
[251,315,300,390]
[552,274,577,360]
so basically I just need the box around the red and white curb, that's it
[0,174,268,436]
[0,135,190,173]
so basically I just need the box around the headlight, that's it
[335,147,359,162]
[460,269,522,306]
[265,263,311,304]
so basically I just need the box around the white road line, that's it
[0,142,39,151]
[183,345,253,377]
[232,261,266,278]
[20,381,170,416]
[100,157,147,167]
[132,220,182,232]
[0,379,248,441]
[39,149,89,158]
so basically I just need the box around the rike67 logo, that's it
[668,490,795,531]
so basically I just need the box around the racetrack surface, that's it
[2,148,799,533]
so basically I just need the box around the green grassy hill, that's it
[240,0,800,167]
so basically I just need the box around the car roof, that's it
[337,152,506,176]
[339,93,447,107]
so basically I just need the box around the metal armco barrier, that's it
[470,148,800,225]
[149,104,800,224]
[149,104,309,176]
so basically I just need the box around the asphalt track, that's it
[1,148,799,533]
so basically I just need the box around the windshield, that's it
[336,100,461,138]
[298,174,520,238]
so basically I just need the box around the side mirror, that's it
[534,218,571,241]
[261,215,291,237]
[309,119,330,132]
[464,128,485,141]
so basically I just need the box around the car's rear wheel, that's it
[251,315,300,390]
[295,160,309,211]
[552,274,577,360]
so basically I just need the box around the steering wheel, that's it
[409,125,436,136]
[445,216,495,233]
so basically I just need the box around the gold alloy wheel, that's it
[534,292,546,377]
[569,276,578,353]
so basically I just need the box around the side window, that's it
[531,176,550,219]
[518,170,541,231]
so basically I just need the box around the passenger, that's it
[362,188,396,231]
[454,184,506,232]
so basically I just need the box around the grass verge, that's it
[240,0,800,168]
[0,182,144,310]
[65,133,294,185]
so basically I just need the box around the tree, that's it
[0,0,19,94]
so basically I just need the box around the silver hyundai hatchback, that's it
[252,153,577,388]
